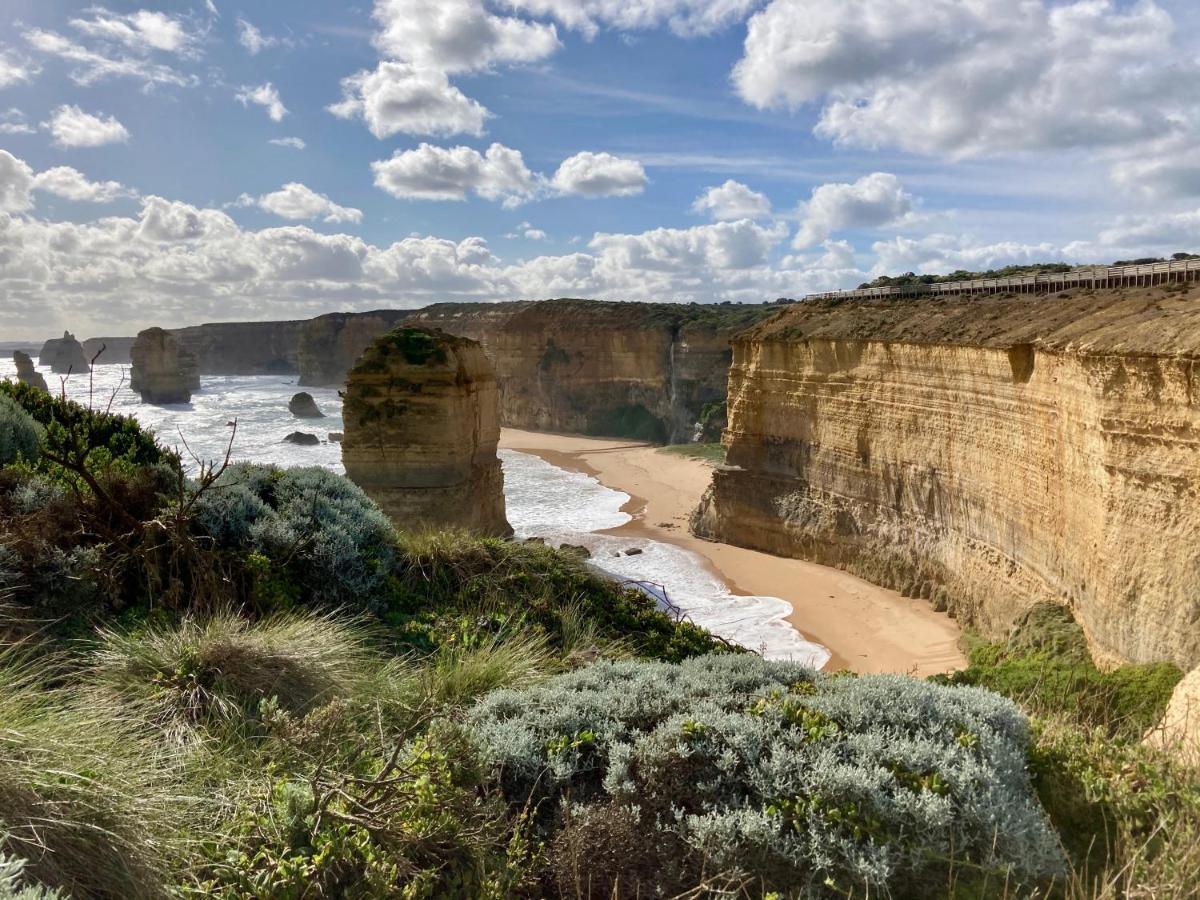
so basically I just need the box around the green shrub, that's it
[0,851,66,900]
[0,397,41,467]
[938,604,1182,739]
[470,655,1064,897]
[388,529,720,661]
[192,464,397,611]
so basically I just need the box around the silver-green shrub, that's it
[0,851,65,900]
[469,654,1065,896]
[0,396,41,467]
[192,463,396,608]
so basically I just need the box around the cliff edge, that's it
[693,286,1200,669]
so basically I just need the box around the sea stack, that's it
[130,327,201,404]
[342,327,511,537]
[12,351,48,392]
[39,331,89,374]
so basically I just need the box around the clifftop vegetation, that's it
[0,383,1195,898]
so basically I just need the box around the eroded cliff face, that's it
[169,321,303,375]
[342,327,511,537]
[12,351,48,392]
[693,288,1200,669]
[299,300,774,442]
[39,332,89,374]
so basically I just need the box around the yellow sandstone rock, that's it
[693,288,1200,668]
[342,327,512,537]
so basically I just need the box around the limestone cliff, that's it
[168,320,303,375]
[12,351,48,392]
[299,300,776,442]
[130,327,201,404]
[693,287,1200,669]
[342,327,511,537]
[38,332,89,374]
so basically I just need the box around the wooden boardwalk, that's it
[805,257,1200,302]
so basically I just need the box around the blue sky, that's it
[1,0,1199,338]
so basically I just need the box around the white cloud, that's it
[236,83,287,122]
[0,109,34,135]
[269,137,306,150]
[550,151,647,197]
[329,61,489,138]
[0,49,37,87]
[590,218,787,272]
[0,149,35,212]
[692,179,771,220]
[870,234,1061,277]
[23,28,194,88]
[372,142,539,206]
[246,183,364,224]
[372,0,560,74]
[794,173,912,248]
[733,0,1196,165]
[237,19,276,54]
[43,105,130,148]
[1065,210,1200,259]
[70,9,198,56]
[506,221,548,240]
[33,166,133,203]
[505,0,760,38]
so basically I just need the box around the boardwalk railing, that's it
[804,257,1200,302]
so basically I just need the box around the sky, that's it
[1,0,1199,339]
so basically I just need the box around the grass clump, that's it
[660,442,726,464]
[470,655,1064,898]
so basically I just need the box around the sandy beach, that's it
[500,429,965,676]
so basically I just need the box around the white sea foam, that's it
[1,360,830,666]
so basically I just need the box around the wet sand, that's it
[500,429,966,675]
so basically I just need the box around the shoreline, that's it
[499,429,966,676]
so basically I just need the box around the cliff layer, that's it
[342,327,511,537]
[299,300,776,442]
[693,287,1200,669]
[168,320,303,375]
[130,327,201,404]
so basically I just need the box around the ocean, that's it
[1,360,829,666]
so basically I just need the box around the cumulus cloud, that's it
[372,0,560,74]
[0,48,37,87]
[237,19,276,54]
[23,27,194,88]
[870,234,1061,278]
[692,180,771,221]
[43,105,130,147]
[1065,210,1200,259]
[372,143,539,205]
[589,218,787,273]
[329,62,489,138]
[733,0,1196,167]
[269,137,306,150]
[506,221,548,240]
[243,183,364,224]
[0,109,34,135]
[0,150,34,212]
[236,83,287,122]
[33,166,134,203]
[69,9,198,56]
[505,0,760,38]
[794,173,912,248]
[550,152,647,197]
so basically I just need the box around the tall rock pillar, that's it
[130,327,201,404]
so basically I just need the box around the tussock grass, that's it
[87,610,382,741]
[0,649,189,899]
[419,632,561,710]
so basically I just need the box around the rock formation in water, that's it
[299,301,778,442]
[288,391,324,418]
[342,327,511,537]
[12,351,48,392]
[692,286,1200,670]
[130,327,201,404]
[283,431,320,446]
[38,332,90,375]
